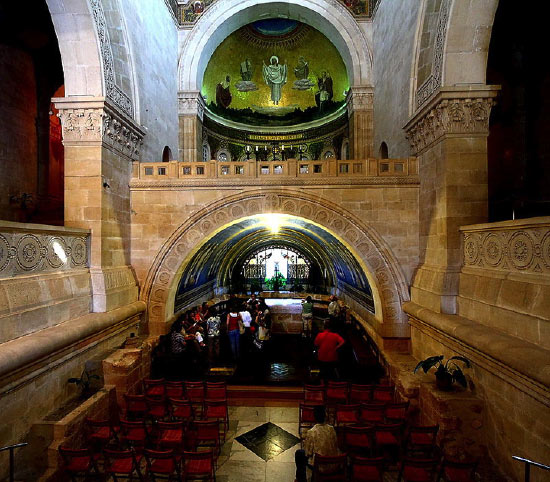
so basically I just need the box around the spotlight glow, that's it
[52,240,68,263]
[259,213,286,234]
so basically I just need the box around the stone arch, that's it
[142,190,409,336]
[443,0,499,86]
[178,0,373,92]
[46,0,137,119]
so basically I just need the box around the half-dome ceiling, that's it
[201,18,349,127]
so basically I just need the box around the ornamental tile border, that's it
[0,230,89,279]
[462,224,550,275]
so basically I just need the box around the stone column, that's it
[404,86,500,314]
[178,90,204,162]
[348,86,374,159]
[53,96,145,312]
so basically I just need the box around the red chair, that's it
[335,404,360,429]
[437,458,478,482]
[205,381,227,400]
[299,403,318,437]
[192,421,220,459]
[350,384,374,404]
[146,396,169,422]
[157,421,186,455]
[103,448,144,481]
[304,384,326,405]
[397,457,438,482]
[312,453,348,481]
[169,398,195,424]
[119,419,150,450]
[58,447,101,482]
[144,378,166,399]
[385,401,410,423]
[144,448,182,481]
[343,425,375,457]
[374,423,403,461]
[359,403,386,425]
[203,399,229,441]
[124,394,147,421]
[405,425,439,456]
[86,418,118,450]
[372,385,394,403]
[165,381,185,399]
[326,381,348,404]
[184,381,205,416]
[350,455,385,482]
[182,450,216,481]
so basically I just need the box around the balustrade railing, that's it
[132,158,417,180]
[513,455,550,482]
[0,442,28,482]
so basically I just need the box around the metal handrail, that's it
[0,443,28,482]
[513,455,550,482]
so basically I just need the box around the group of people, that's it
[226,294,271,361]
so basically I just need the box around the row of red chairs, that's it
[312,453,478,481]
[143,379,227,402]
[305,382,396,406]
[59,446,216,482]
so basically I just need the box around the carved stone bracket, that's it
[461,218,550,276]
[178,91,204,121]
[404,86,500,155]
[53,97,145,161]
[348,86,374,113]
[0,222,90,278]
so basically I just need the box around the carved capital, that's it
[348,86,374,112]
[53,97,145,161]
[178,91,204,120]
[404,86,500,155]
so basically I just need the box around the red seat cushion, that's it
[66,456,92,472]
[108,456,141,474]
[151,458,176,474]
[174,406,192,417]
[147,386,164,396]
[206,406,226,418]
[337,412,358,423]
[346,433,372,447]
[410,433,434,446]
[160,429,183,444]
[375,432,398,446]
[353,465,381,481]
[186,458,212,474]
[123,428,146,442]
[403,466,431,482]
[89,427,111,440]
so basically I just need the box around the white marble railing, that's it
[0,222,90,279]
[461,217,550,276]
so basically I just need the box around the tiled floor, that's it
[216,406,302,482]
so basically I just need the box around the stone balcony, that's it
[131,158,418,186]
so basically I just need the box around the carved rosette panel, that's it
[406,96,496,155]
[178,91,205,121]
[0,230,90,279]
[57,103,144,161]
[463,225,550,275]
[349,88,374,112]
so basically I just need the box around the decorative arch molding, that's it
[413,0,499,110]
[178,0,373,92]
[142,190,410,335]
[46,0,136,119]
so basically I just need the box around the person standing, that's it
[314,320,345,380]
[301,295,314,338]
[226,305,242,361]
[262,56,287,105]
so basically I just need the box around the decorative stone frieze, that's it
[178,91,205,121]
[404,87,500,155]
[0,222,89,279]
[348,86,374,112]
[415,0,452,109]
[461,217,550,276]
[89,0,134,118]
[53,97,145,161]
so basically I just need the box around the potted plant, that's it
[413,355,471,391]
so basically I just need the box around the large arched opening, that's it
[142,189,410,339]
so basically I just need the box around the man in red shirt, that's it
[314,320,345,380]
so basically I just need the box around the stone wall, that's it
[372,0,421,157]
[119,0,179,161]
[0,45,38,222]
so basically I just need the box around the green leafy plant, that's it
[264,273,286,291]
[68,370,100,398]
[413,355,471,390]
